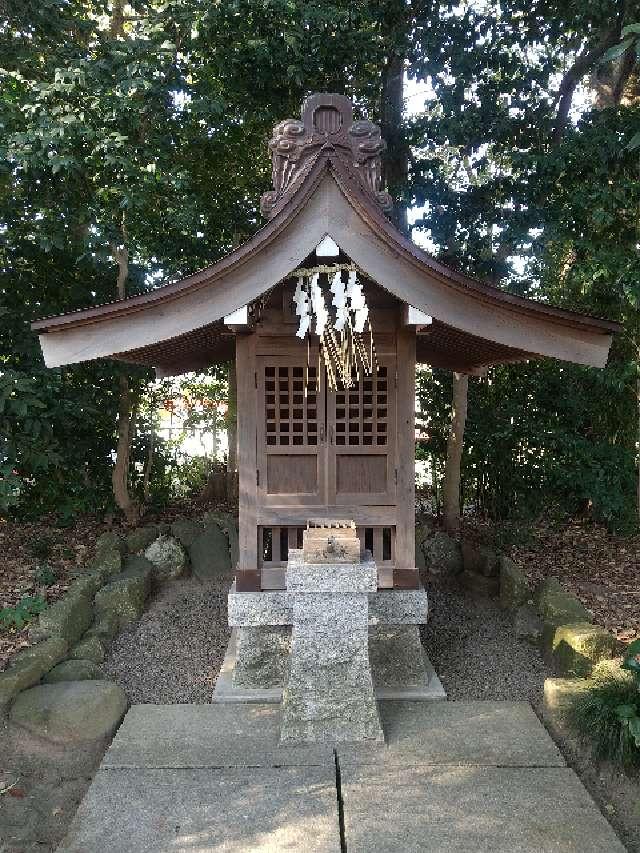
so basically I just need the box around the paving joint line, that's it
[334,749,348,852]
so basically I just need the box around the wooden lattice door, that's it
[326,357,396,506]
[257,354,327,506]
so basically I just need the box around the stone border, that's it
[1,514,237,720]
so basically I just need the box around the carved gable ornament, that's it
[260,93,393,218]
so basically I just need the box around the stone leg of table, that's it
[280,556,384,745]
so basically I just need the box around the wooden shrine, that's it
[33,93,619,596]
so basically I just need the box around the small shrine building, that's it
[32,93,618,596]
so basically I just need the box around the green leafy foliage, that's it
[570,641,640,767]
[0,595,47,632]
[2,0,640,532]
[33,564,58,587]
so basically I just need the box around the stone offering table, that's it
[224,541,444,742]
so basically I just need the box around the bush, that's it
[33,564,58,587]
[568,640,640,767]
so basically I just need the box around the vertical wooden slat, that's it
[272,526,281,565]
[373,527,383,566]
[288,526,298,554]
[236,332,260,591]
[394,323,418,588]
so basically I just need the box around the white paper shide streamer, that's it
[291,263,375,390]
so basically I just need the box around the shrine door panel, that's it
[257,355,327,506]
[327,359,396,506]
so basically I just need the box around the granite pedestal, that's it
[280,551,383,743]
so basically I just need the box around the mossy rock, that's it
[69,634,106,664]
[126,525,159,554]
[0,637,68,712]
[423,532,463,576]
[94,569,149,628]
[535,577,591,626]
[543,677,590,721]
[462,540,499,577]
[459,569,499,597]
[95,531,126,557]
[170,518,203,549]
[85,611,120,649]
[10,681,128,744]
[88,549,122,579]
[499,557,529,611]
[545,621,621,677]
[30,588,92,645]
[188,523,231,582]
[43,659,104,684]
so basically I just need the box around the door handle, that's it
[329,425,334,445]
[319,424,325,443]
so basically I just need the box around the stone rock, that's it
[0,637,68,711]
[591,656,635,684]
[144,535,187,580]
[545,621,620,677]
[203,511,239,567]
[170,518,203,549]
[514,605,543,646]
[499,557,529,610]
[126,525,159,554]
[535,577,592,626]
[462,540,499,577]
[31,588,92,644]
[543,677,590,722]
[70,635,106,664]
[121,555,154,592]
[87,548,122,579]
[459,569,499,597]
[85,611,120,649]
[94,567,150,628]
[10,681,128,744]
[423,532,463,576]
[95,531,126,557]
[188,523,231,582]
[43,659,104,684]
[68,574,102,600]
[233,627,291,688]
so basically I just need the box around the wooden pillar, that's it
[235,332,260,591]
[393,324,418,589]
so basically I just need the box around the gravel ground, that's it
[105,568,551,707]
[103,575,232,704]
[421,577,553,707]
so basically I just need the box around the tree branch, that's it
[552,22,623,144]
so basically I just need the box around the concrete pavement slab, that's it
[340,765,625,852]
[58,766,341,852]
[103,704,334,768]
[338,700,565,767]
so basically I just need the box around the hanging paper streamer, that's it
[290,263,377,390]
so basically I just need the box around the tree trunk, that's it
[381,52,409,235]
[142,425,155,504]
[112,374,141,524]
[110,233,141,523]
[443,372,469,533]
